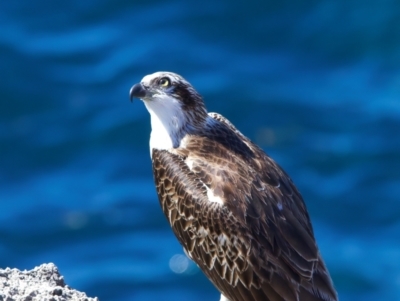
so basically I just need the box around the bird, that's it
[129,71,338,301]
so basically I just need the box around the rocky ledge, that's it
[0,263,98,301]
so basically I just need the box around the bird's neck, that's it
[148,112,182,151]
[147,108,208,155]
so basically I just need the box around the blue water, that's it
[1,1,399,300]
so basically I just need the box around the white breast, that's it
[148,109,174,151]
[143,94,187,156]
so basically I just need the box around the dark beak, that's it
[129,83,147,102]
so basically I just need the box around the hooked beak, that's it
[129,83,148,102]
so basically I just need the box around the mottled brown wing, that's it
[152,149,257,300]
[151,113,337,300]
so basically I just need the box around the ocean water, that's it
[1,1,399,300]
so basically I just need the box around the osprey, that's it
[129,72,338,301]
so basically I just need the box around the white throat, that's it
[143,95,188,154]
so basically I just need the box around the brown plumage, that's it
[130,71,338,301]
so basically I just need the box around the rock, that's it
[0,263,98,301]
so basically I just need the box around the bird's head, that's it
[130,72,209,148]
[130,72,207,118]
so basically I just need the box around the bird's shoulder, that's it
[155,112,314,236]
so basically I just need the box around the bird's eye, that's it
[158,77,171,88]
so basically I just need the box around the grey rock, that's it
[0,263,98,301]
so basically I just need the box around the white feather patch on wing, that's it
[205,186,224,205]
[185,157,195,170]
